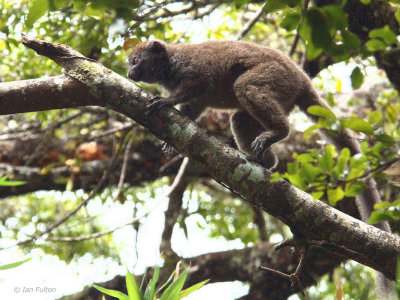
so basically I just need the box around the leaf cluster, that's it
[272,104,399,208]
[94,265,208,300]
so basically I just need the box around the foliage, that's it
[304,262,376,300]
[94,264,209,300]
[0,175,25,187]
[0,179,165,262]
[272,101,399,208]
[194,187,260,245]
[0,258,30,270]
[2,0,400,298]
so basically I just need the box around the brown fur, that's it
[128,39,333,169]
[128,41,393,290]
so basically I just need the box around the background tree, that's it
[1,0,400,299]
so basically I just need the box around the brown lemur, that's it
[127,39,359,169]
[127,40,390,231]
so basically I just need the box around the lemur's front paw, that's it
[146,96,166,115]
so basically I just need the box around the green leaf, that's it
[306,43,324,62]
[325,92,336,106]
[343,118,374,135]
[72,0,87,10]
[299,16,312,41]
[342,30,361,52]
[264,0,286,13]
[0,175,26,186]
[368,210,400,224]
[375,133,395,145]
[26,0,49,28]
[312,191,324,200]
[396,8,400,25]
[144,267,160,300]
[359,0,371,4]
[93,285,130,300]
[345,181,365,197]
[307,105,336,121]
[180,279,209,298]
[270,172,283,182]
[365,39,386,52]
[319,5,348,30]
[334,148,350,175]
[51,0,70,10]
[300,163,322,182]
[368,111,382,124]
[385,104,399,123]
[234,0,251,8]
[303,124,320,138]
[156,271,175,294]
[320,145,336,171]
[286,174,306,190]
[281,13,301,31]
[140,267,148,293]
[296,153,315,163]
[0,258,31,270]
[126,268,141,300]
[350,67,363,89]
[327,187,345,206]
[373,200,400,209]
[369,25,398,45]
[160,270,188,300]
[287,162,298,174]
[307,8,332,49]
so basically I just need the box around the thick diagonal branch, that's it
[1,35,398,279]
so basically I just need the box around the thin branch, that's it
[160,157,197,256]
[44,212,150,242]
[2,131,130,249]
[14,35,400,279]
[89,123,135,140]
[260,237,309,296]
[252,207,268,241]
[337,155,400,185]
[25,110,85,166]
[289,0,310,57]
[113,132,135,201]
[235,3,267,41]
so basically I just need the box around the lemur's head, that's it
[127,40,169,83]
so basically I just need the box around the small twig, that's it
[252,207,268,241]
[159,154,183,174]
[259,236,308,296]
[89,123,135,140]
[235,3,267,41]
[113,132,135,201]
[172,5,219,44]
[2,131,130,250]
[160,157,196,257]
[25,110,85,166]
[289,0,310,57]
[307,238,374,265]
[44,212,150,242]
[338,155,400,184]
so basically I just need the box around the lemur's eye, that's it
[131,57,139,65]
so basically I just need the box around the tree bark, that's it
[0,35,396,279]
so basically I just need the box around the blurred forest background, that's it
[1,0,400,299]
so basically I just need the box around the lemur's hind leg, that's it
[231,110,278,170]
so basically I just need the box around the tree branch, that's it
[1,35,399,280]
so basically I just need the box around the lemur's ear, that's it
[147,40,166,53]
